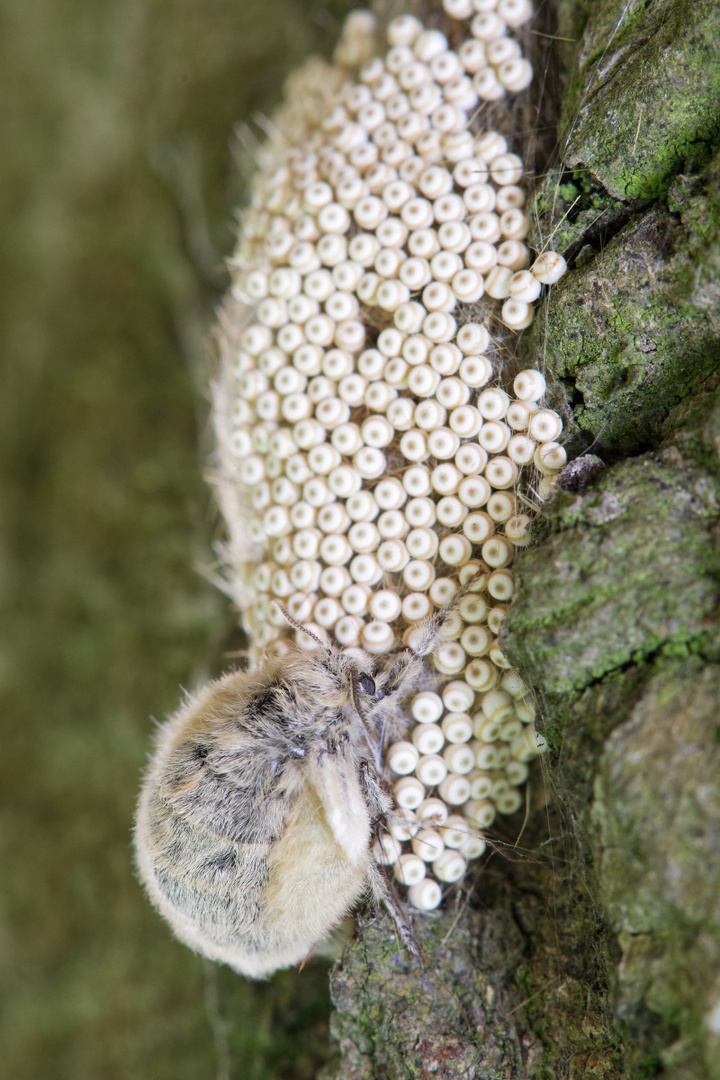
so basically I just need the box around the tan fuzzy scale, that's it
[212,3,566,910]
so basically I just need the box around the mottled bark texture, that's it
[326,2,720,1078]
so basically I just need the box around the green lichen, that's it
[558,0,720,201]
[501,439,720,697]
[528,162,720,458]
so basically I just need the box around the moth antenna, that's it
[375,714,387,763]
[273,602,330,650]
[411,570,487,658]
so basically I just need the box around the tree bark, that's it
[324,3,720,1078]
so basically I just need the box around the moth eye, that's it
[357,672,376,695]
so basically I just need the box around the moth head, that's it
[354,669,393,702]
[355,670,376,696]
[274,601,420,728]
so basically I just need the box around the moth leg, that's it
[409,570,485,659]
[358,758,392,818]
[385,807,421,836]
[377,570,487,699]
[366,860,421,960]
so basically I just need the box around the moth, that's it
[133,598,463,978]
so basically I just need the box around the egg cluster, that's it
[214,2,568,910]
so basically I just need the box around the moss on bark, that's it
[498,383,720,1079]
[504,405,720,697]
[528,161,720,460]
[593,660,720,1079]
[557,0,720,202]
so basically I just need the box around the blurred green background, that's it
[0,1,352,1076]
